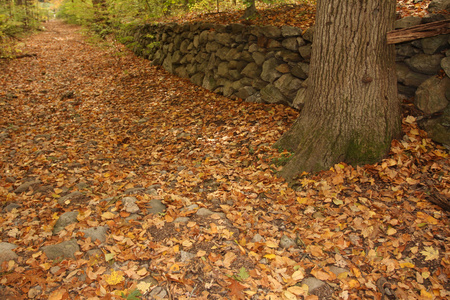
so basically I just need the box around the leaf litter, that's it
[0,11,449,300]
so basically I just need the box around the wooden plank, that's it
[387,19,450,44]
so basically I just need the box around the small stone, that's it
[81,226,109,243]
[0,242,18,264]
[280,235,296,249]
[42,239,80,260]
[148,199,166,214]
[174,217,190,223]
[252,234,264,243]
[4,203,20,212]
[302,277,332,297]
[53,211,79,234]
[122,196,140,213]
[14,180,40,193]
[179,250,196,262]
[196,208,214,216]
[329,266,349,277]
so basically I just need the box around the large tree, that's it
[275,0,401,182]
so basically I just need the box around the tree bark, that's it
[274,0,401,182]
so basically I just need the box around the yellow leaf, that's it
[420,289,433,299]
[137,281,153,293]
[292,270,304,281]
[287,285,306,296]
[197,250,207,257]
[101,212,116,220]
[386,227,397,235]
[405,116,416,124]
[421,247,439,261]
[400,262,415,268]
[297,197,307,204]
[265,241,278,248]
[105,270,124,285]
[105,253,115,262]
[264,253,277,259]
[283,290,297,300]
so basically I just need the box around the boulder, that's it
[396,62,431,87]
[42,239,80,260]
[261,58,282,83]
[260,84,289,104]
[405,53,444,74]
[415,76,450,114]
[427,0,450,13]
[281,26,302,37]
[441,57,450,76]
[394,16,422,29]
[53,211,79,234]
[419,106,450,149]
[274,74,303,99]
[421,34,450,54]
[241,62,261,79]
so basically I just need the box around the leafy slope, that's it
[0,20,449,299]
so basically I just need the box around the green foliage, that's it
[121,288,142,300]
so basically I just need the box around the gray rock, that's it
[427,0,450,13]
[419,106,450,149]
[280,235,296,249]
[291,62,309,79]
[292,79,309,110]
[329,266,349,277]
[196,207,214,216]
[236,86,256,99]
[148,199,166,214]
[281,26,302,37]
[396,62,431,87]
[202,73,217,90]
[81,226,109,243]
[179,250,195,262]
[396,43,421,58]
[42,239,80,260]
[252,234,264,243]
[261,58,282,83]
[14,180,40,193]
[298,44,312,61]
[415,76,450,114]
[252,52,266,66]
[262,26,281,38]
[0,242,18,264]
[190,73,204,86]
[149,287,167,299]
[302,26,315,42]
[421,34,450,54]
[57,191,85,206]
[53,211,79,234]
[274,74,303,99]
[245,92,263,103]
[405,53,444,74]
[174,217,190,223]
[260,84,289,104]
[441,57,450,76]
[241,62,261,78]
[4,203,20,212]
[394,16,422,29]
[162,54,173,73]
[122,196,140,213]
[302,277,332,298]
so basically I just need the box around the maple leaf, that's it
[420,247,439,261]
[227,279,246,299]
[105,269,125,285]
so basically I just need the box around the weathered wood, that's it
[387,20,450,44]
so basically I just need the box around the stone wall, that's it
[120,18,450,148]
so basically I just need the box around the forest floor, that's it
[0,6,449,300]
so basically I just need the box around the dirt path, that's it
[1,21,449,299]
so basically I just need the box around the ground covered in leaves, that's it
[0,17,449,300]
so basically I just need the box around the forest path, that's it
[0,20,449,299]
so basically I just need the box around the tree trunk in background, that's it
[274,0,401,182]
[242,0,258,19]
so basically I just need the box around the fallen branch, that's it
[387,19,450,44]
[15,53,37,59]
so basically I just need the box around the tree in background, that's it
[275,0,401,182]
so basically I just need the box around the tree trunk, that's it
[274,0,401,182]
[242,0,258,20]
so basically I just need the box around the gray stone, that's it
[396,62,431,87]
[405,54,444,74]
[261,58,282,83]
[441,56,450,76]
[252,234,264,243]
[5,203,20,212]
[0,242,18,264]
[421,34,450,54]
[81,226,109,243]
[245,92,263,103]
[148,199,166,214]
[291,62,309,79]
[42,239,80,260]
[262,26,281,38]
[14,180,40,193]
[299,44,312,61]
[174,217,190,223]
[252,52,266,66]
[329,266,349,277]
[274,74,303,99]
[396,43,421,58]
[293,80,309,110]
[196,208,214,216]
[179,250,195,262]
[280,235,296,249]
[415,76,450,114]
[394,16,422,29]
[162,54,173,73]
[190,73,204,86]
[267,39,282,49]
[236,86,257,99]
[427,0,450,13]
[282,38,299,51]
[260,84,289,105]
[215,33,232,45]
[302,26,314,42]
[241,62,261,78]
[302,277,332,298]
[282,26,302,37]
[419,105,450,149]
[53,211,79,234]
[57,191,86,206]
[202,73,217,90]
